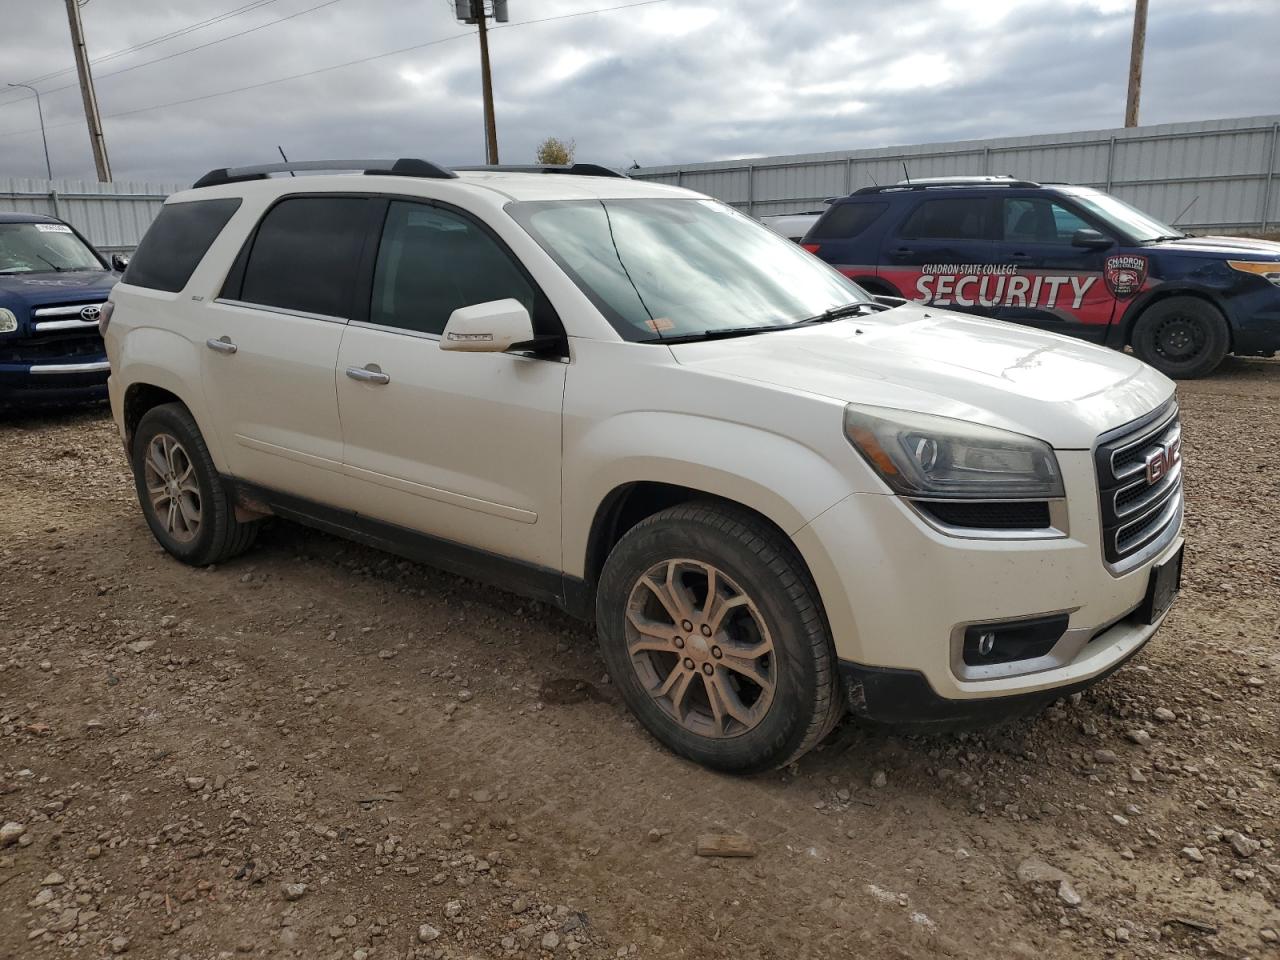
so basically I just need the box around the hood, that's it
[0,271,118,318]
[1147,235,1280,260]
[668,303,1174,449]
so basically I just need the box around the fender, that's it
[1105,282,1233,350]
[564,410,864,580]
[115,326,226,469]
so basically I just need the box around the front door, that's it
[990,195,1119,341]
[335,200,567,570]
[202,195,374,505]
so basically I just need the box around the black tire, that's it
[130,402,259,566]
[1130,296,1229,379]
[596,502,843,774]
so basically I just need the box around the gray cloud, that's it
[0,0,1276,184]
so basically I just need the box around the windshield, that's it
[508,198,871,341]
[1065,189,1183,243]
[0,222,104,275]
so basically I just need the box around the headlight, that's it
[1227,260,1280,287]
[0,308,17,335]
[843,403,1064,500]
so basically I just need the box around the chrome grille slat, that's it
[1095,400,1183,573]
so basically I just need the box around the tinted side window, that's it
[370,201,539,337]
[808,201,888,240]
[899,198,987,240]
[239,197,367,317]
[124,198,241,292]
[1004,198,1090,243]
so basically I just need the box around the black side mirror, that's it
[111,253,129,272]
[1071,228,1112,250]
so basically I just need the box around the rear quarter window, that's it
[123,198,242,292]
[807,201,888,240]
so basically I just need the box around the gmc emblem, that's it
[1144,437,1181,485]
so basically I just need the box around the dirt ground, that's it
[2,357,1278,960]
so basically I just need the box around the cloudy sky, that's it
[0,0,1276,183]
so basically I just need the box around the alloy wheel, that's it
[143,432,202,544]
[623,558,776,739]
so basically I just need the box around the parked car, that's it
[104,159,1184,773]
[801,175,1280,378]
[759,210,825,242]
[0,212,125,406]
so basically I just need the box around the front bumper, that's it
[0,358,111,404]
[793,447,1183,714]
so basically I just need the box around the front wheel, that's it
[595,502,843,774]
[1130,296,1229,379]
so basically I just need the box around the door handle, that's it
[1009,252,1033,262]
[345,363,390,385]
[206,336,237,354]
[891,247,914,261]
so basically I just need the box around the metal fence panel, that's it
[0,176,182,253]
[634,114,1280,233]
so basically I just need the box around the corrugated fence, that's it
[0,176,182,254]
[632,114,1280,234]
[3,114,1278,249]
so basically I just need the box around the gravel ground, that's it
[2,357,1278,960]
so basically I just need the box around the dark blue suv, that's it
[801,176,1280,378]
[0,212,122,406]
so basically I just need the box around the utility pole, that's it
[1124,0,1148,128]
[64,0,111,181]
[7,83,53,181]
[455,0,508,164]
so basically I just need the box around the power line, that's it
[0,0,345,112]
[0,0,676,140]
[7,0,286,91]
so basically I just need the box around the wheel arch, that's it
[1111,286,1234,351]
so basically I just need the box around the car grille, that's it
[31,301,107,333]
[1094,400,1182,571]
[0,333,105,364]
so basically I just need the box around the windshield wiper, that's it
[647,302,886,344]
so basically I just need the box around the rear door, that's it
[877,195,998,314]
[203,195,376,505]
[334,199,567,570]
[989,194,1118,340]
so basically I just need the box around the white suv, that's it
[103,159,1185,773]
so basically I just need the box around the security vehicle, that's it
[0,212,125,405]
[801,176,1280,378]
[104,159,1184,774]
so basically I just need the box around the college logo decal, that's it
[1104,254,1148,298]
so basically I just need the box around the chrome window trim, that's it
[212,298,348,325]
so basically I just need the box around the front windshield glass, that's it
[1066,189,1182,243]
[0,222,103,275]
[508,198,870,341]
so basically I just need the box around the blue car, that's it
[0,212,124,406]
[801,176,1280,378]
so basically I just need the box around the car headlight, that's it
[0,308,17,335]
[843,403,1064,500]
[1227,260,1280,287]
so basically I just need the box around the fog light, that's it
[962,614,1069,666]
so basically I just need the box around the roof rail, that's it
[852,175,1040,195]
[452,163,627,179]
[191,158,457,189]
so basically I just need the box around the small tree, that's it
[535,136,575,166]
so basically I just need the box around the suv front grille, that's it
[1095,401,1183,571]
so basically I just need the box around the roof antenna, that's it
[1172,194,1199,228]
[901,161,911,185]
[277,145,295,176]
[869,172,879,187]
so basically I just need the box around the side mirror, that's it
[1071,228,1112,250]
[110,253,130,272]
[440,298,534,353]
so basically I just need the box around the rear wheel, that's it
[131,403,259,565]
[1130,296,1229,379]
[596,502,843,774]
